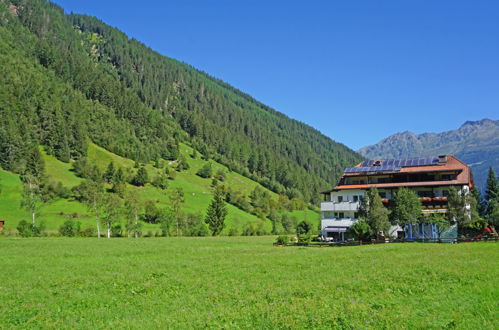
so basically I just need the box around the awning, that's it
[324,227,347,233]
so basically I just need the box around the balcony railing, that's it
[321,201,359,212]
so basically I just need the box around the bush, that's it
[227,227,239,236]
[348,220,372,242]
[59,219,81,237]
[143,201,160,223]
[79,227,96,237]
[275,235,290,245]
[17,220,46,237]
[196,163,212,178]
[152,174,169,190]
[111,223,123,237]
[297,234,311,244]
[296,221,312,235]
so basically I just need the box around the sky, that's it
[54,0,499,150]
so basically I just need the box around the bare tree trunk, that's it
[94,197,101,238]
[134,212,138,238]
[107,222,111,238]
[32,212,35,226]
[96,215,101,238]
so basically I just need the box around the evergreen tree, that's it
[484,167,499,219]
[132,167,149,186]
[24,147,45,182]
[485,167,498,202]
[472,188,485,217]
[205,187,227,236]
[103,161,115,183]
[389,187,422,226]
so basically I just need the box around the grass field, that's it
[0,237,497,328]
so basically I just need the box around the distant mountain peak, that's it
[358,118,499,191]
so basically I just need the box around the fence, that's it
[275,236,498,247]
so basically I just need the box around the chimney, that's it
[438,155,448,163]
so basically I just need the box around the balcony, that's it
[321,201,359,212]
[321,218,357,228]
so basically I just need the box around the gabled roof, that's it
[324,155,473,192]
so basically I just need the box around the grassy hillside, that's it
[0,237,497,328]
[0,143,319,234]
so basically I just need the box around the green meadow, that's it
[0,237,497,329]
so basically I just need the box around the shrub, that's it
[275,235,289,245]
[111,223,123,237]
[227,227,239,236]
[152,174,169,190]
[296,221,312,236]
[17,220,33,237]
[196,163,212,178]
[348,220,372,242]
[79,227,96,237]
[297,234,311,244]
[59,219,81,237]
[17,220,46,237]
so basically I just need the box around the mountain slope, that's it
[0,142,319,234]
[0,0,363,203]
[358,119,499,190]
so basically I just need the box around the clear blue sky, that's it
[54,0,499,150]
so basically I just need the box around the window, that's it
[442,190,449,197]
[379,192,386,198]
[322,211,334,219]
[353,195,359,202]
[441,174,455,181]
[337,196,343,203]
[339,212,344,219]
[417,191,432,197]
[354,212,359,219]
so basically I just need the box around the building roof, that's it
[325,155,473,192]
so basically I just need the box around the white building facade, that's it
[320,155,473,241]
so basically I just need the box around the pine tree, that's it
[205,188,227,236]
[24,147,45,182]
[132,167,148,186]
[103,161,115,183]
[484,167,499,219]
[485,167,498,202]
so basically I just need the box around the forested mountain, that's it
[0,0,362,203]
[359,119,499,191]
